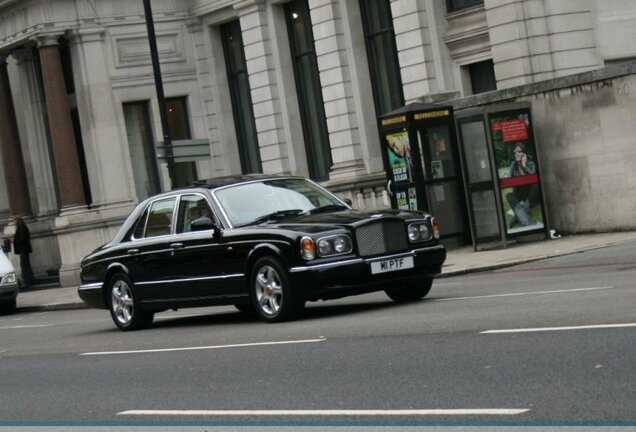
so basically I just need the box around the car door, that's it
[169,193,243,301]
[126,197,179,301]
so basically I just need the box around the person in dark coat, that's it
[12,216,34,287]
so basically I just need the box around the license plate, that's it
[370,256,414,274]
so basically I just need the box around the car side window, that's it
[131,207,150,240]
[145,198,176,238]
[176,194,214,234]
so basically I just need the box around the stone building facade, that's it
[0,0,635,285]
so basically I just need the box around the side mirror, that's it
[190,217,215,232]
[343,198,353,206]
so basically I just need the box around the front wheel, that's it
[250,256,303,323]
[0,298,16,315]
[385,277,433,303]
[107,273,154,331]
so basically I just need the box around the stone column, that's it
[0,55,33,216]
[35,34,86,209]
[11,48,58,216]
[235,0,292,175]
[308,0,367,181]
[69,27,135,206]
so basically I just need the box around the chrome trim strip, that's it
[410,244,445,254]
[289,244,444,273]
[290,258,364,273]
[142,293,246,304]
[135,273,244,286]
[79,283,103,291]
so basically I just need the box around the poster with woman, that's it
[489,111,545,235]
[385,130,413,184]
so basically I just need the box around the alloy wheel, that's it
[254,265,283,316]
[111,279,134,326]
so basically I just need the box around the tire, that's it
[107,273,154,331]
[385,277,433,303]
[0,298,17,315]
[250,256,303,323]
[234,303,256,315]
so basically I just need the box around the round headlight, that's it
[419,224,430,239]
[408,225,420,241]
[317,239,331,255]
[334,237,347,253]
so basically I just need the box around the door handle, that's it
[170,242,184,249]
[127,248,140,255]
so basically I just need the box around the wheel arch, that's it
[245,243,289,278]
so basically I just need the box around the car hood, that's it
[256,208,427,232]
[0,250,15,276]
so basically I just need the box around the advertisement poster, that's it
[396,190,409,210]
[489,111,544,235]
[408,187,418,210]
[385,130,413,183]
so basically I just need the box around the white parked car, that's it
[0,249,18,314]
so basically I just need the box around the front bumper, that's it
[78,283,106,309]
[0,282,19,302]
[289,244,446,301]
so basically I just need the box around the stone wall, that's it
[453,62,636,233]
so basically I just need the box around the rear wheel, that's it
[107,273,154,331]
[250,256,303,323]
[385,277,433,303]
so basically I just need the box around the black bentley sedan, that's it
[79,175,446,330]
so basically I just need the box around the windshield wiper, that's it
[309,204,349,214]
[247,209,305,226]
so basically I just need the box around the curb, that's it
[17,303,88,313]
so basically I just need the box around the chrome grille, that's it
[355,220,408,257]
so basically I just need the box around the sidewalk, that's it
[15,231,636,313]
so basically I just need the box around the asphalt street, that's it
[1,240,636,427]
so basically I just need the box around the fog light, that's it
[432,218,440,240]
[301,236,316,260]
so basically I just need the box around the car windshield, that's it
[214,178,348,227]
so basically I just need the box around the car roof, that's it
[191,174,304,190]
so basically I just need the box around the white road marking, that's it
[433,282,460,287]
[118,408,529,416]
[0,324,54,330]
[80,338,326,356]
[481,323,636,334]
[434,286,614,302]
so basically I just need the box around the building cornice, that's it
[0,0,20,12]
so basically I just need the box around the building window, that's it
[123,102,161,200]
[166,97,198,188]
[221,20,262,174]
[359,0,404,116]
[467,60,497,94]
[447,0,484,13]
[285,0,332,181]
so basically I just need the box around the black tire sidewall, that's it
[385,277,433,302]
